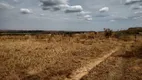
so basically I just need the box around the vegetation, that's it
[104,28,113,38]
[121,42,142,58]
[0,31,118,80]
[0,27,142,80]
[114,27,142,41]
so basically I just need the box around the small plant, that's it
[104,28,113,38]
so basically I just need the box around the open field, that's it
[81,41,142,80]
[0,29,142,80]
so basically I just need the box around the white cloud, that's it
[40,13,45,16]
[0,2,14,9]
[131,5,142,10]
[99,7,109,12]
[20,8,32,14]
[80,11,91,15]
[39,0,84,13]
[65,5,83,13]
[84,15,92,21]
[125,0,142,5]
[77,11,92,21]
[40,0,68,6]
[40,0,68,10]
[13,0,19,3]
[77,11,91,17]
[134,11,142,14]
[110,20,116,22]
[39,0,92,21]
[133,16,142,19]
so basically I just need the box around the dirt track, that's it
[65,48,119,80]
[81,46,142,80]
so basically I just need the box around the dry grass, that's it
[81,37,142,80]
[0,33,120,80]
[0,32,141,80]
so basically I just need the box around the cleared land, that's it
[0,30,142,80]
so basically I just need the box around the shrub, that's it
[104,28,113,38]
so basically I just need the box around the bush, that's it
[104,28,113,38]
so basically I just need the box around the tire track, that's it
[65,48,119,80]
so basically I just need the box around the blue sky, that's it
[0,0,142,31]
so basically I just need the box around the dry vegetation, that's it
[81,29,142,80]
[0,28,142,80]
[81,41,142,80]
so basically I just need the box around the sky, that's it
[0,0,142,31]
